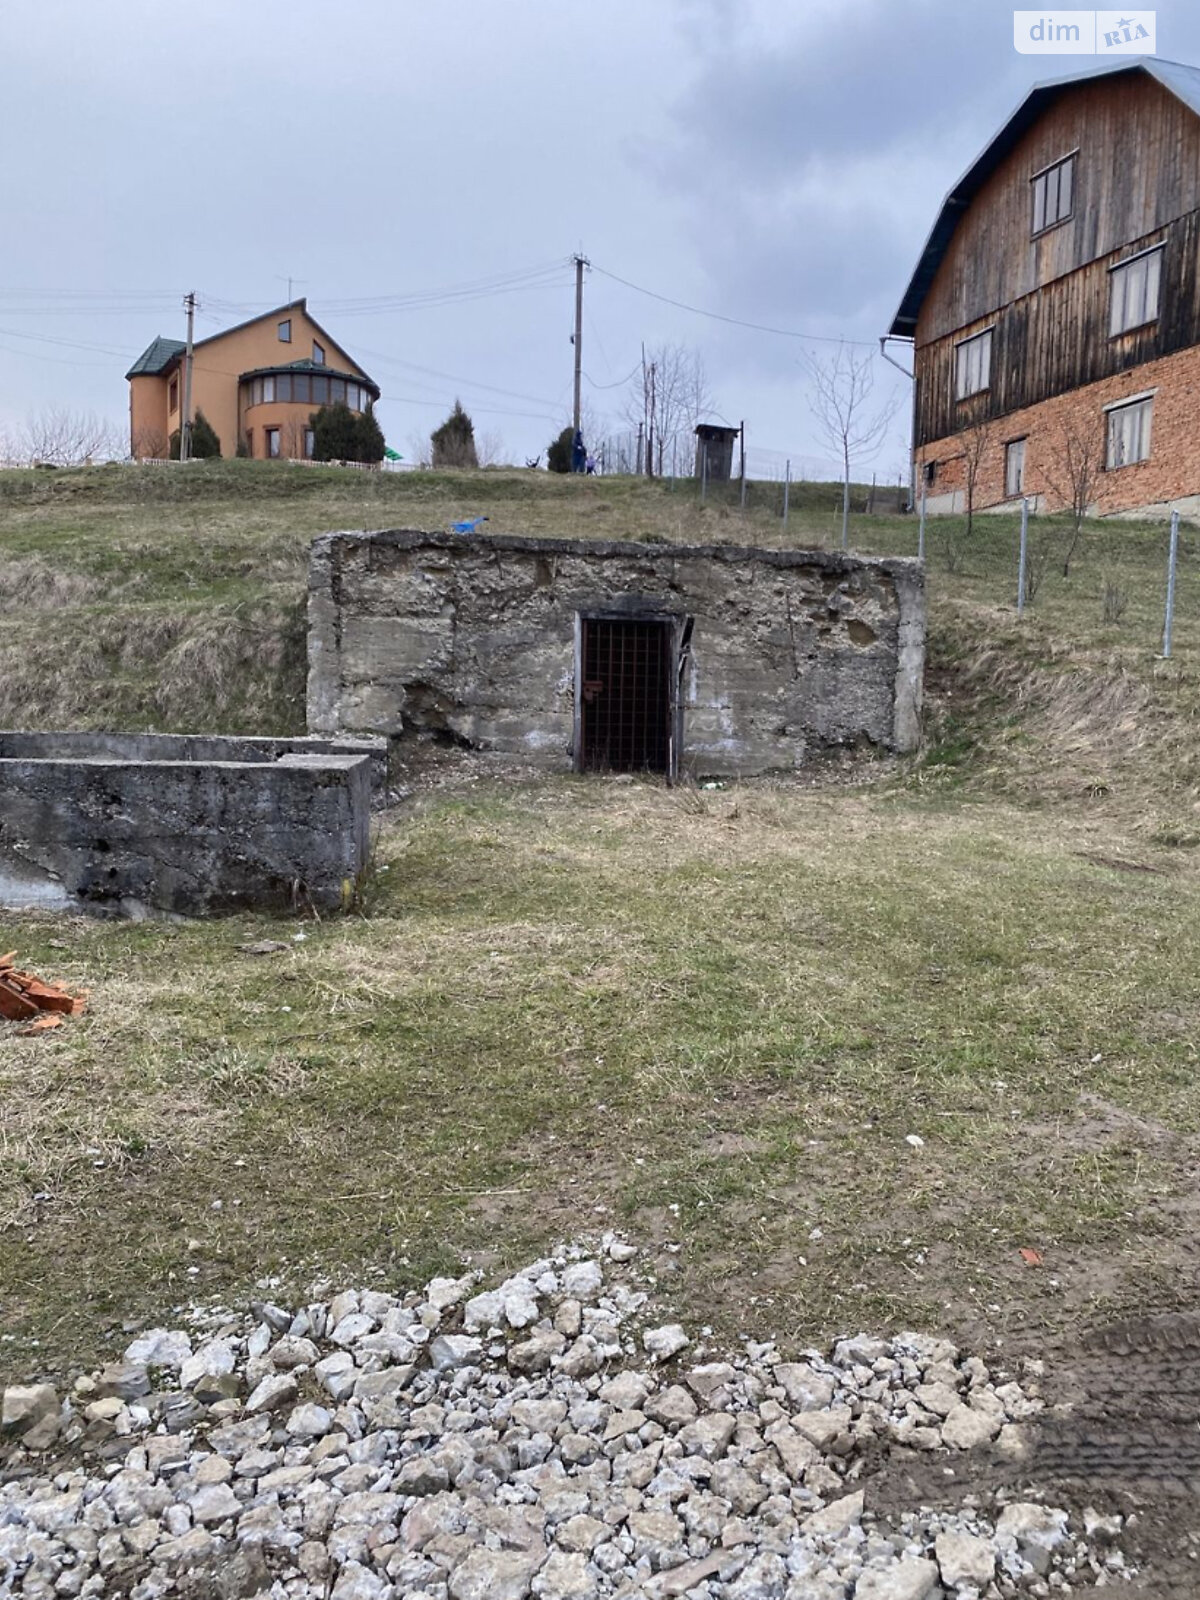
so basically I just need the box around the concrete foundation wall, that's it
[307,530,925,775]
[0,732,388,789]
[0,733,382,918]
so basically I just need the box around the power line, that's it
[199,262,573,323]
[584,362,641,391]
[350,344,564,412]
[0,326,130,357]
[590,264,877,347]
[0,338,114,369]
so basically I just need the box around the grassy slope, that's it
[1,462,1198,1380]
[0,461,850,734]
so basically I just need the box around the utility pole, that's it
[1163,508,1181,657]
[572,254,588,437]
[739,420,746,510]
[180,292,196,462]
[1016,498,1029,617]
[647,360,657,479]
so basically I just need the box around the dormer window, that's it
[312,341,325,365]
[1031,153,1075,235]
[277,319,291,343]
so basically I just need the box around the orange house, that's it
[125,300,380,460]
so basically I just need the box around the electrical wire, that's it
[0,326,130,357]
[584,362,641,391]
[590,264,877,347]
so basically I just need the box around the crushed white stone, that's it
[0,1237,1130,1599]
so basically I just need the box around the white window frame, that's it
[1105,393,1154,469]
[954,327,993,401]
[1109,243,1164,336]
[1031,152,1077,236]
[1005,437,1027,498]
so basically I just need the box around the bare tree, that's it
[22,409,120,467]
[131,425,170,461]
[958,413,993,541]
[1041,419,1099,577]
[803,346,900,548]
[406,429,432,468]
[476,429,507,468]
[0,424,25,466]
[624,344,713,479]
[280,418,309,461]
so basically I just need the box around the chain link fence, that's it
[585,451,1196,660]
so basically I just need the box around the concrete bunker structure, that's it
[308,530,925,777]
[0,732,384,919]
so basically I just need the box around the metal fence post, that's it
[783,459,790,529]
[918,478,926,561]
[1163,508,1181,658]
[1017,498,1029,617]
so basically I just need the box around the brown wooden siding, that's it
[916,74,1200,347]
[915,208,1200,445]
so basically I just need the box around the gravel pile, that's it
[0,1239,1131,1599]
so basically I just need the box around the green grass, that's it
[2,462,1199,1379]
[2,779,1198,1379]
[0,461,867,733]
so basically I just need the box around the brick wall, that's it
[916,342,1200,516]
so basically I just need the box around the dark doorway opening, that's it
[577,616,674,775]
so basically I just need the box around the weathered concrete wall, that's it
[0,732,389,789]
[0,733,382,918]
[308,530,925,775]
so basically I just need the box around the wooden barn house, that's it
[890,58,1200,520]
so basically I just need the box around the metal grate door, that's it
[578,617,673,774]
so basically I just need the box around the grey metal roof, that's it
[124,336,185,379]
[888,58,1200,338]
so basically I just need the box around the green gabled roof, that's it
[125,336,186,380]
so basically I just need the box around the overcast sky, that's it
[3,0,1199,478]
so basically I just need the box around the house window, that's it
[265,426,281,459]
[923,459,938,485]
[245,429,254,457]
[276,374,292,402]
[1106,396,1153,469]
[304,428,315,460]
[1032,153,1075,235]
[1005,438,1027,498]
[1109,245,1163,336]
[168,376,179,413]
[312,375,329,404]
[293,374,311,404]
[955,328,992,400]
[262,376,275,403]
[331,378,346,404]
[312,341,325,365]
[278,319,291,343]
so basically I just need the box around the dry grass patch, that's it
[3,776,1199,1381]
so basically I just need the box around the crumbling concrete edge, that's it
[891,562,926,753]
[306,532,343,737]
